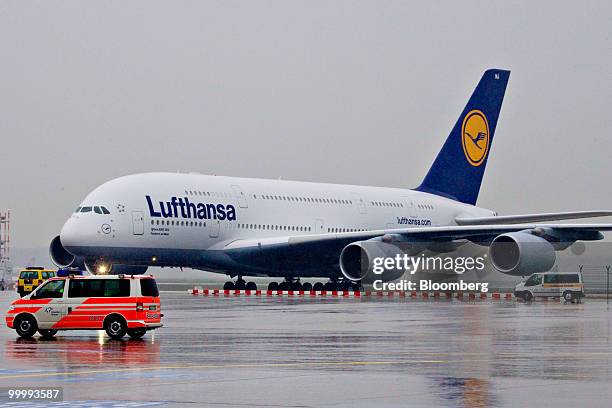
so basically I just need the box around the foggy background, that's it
[1,1,611,276]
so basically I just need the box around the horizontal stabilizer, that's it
[455,211,612,226]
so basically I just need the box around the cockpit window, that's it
[78,205,110,214]
[75,207,81,213]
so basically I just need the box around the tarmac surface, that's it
[1,291,612,407]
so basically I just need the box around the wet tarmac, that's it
[1,291,612,407]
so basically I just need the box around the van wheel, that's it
[127,328,147,339]
[563,291,574,302]
[15,315,38,338]
[39,329,58,338]
[104,315,127,340]
[524,291,533,302]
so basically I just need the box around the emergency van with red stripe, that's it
[6,275,162,339]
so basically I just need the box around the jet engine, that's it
[339,239,410,283]
[489,231,556,276]
[49,235,83,268]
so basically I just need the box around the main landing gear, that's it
[223,277,257,291]
[267,278,362,292]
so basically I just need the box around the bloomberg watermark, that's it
[371,253,489,293]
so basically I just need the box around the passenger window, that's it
[94,206,102,214]
[33,280,65,299]
[141,279,159,297]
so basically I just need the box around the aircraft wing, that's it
[455,211,612,226]
[224,223,612,252]
[220,223,612,276]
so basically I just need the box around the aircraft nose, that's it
[59,217,83,249]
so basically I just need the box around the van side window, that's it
[140,279,159,297]
[544,274,559,284]
[68,279,130,297]
[33,280,65,299]
[559,274,579,284]
[104,280,131,297]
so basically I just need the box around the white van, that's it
[7,275,163,339]
[514,272,584,302]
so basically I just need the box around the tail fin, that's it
[416,69,510,205]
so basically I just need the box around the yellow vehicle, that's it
[17,267,56,297]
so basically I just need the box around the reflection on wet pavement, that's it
[1,292,612,407]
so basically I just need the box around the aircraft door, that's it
[231,185,248,209]
[132,211,144,235]
[209,220,220,238]
[314,219,325,234]
[350,193,367,214]
[402,197,418,218]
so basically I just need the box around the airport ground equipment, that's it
[6,275,163,339]
[514,272,584,302]
[16,267,56,297]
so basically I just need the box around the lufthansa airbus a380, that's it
[50,69,612,291]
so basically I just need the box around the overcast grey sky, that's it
[1,0,611,249]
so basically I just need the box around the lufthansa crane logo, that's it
[461,110,490,166]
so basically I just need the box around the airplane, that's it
[50,69,612,291]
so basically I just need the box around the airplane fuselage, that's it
[59,172,494,278]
